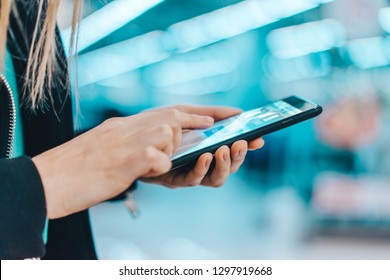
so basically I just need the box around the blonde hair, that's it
[0,0,82,111]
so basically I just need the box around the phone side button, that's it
[281,119,295,128]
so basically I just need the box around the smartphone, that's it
[171,96,322,170]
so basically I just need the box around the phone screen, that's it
[172,100,302,161]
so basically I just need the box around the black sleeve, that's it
[0,156,47,259]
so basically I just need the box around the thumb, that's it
[141,148,172,178]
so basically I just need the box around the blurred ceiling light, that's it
[378,7,390,33]
[77,0,334,86]
[267,19,345,59]
[264,52,331,82]
[156,74,238,96]
[77,31,168,87]
[62,0,165,53]
[168,0,334,52]
[347,36,390,69]
[146,59,236,88]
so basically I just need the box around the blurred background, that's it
[58,0,390,259]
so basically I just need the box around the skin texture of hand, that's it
[32,109,214,219]
[142,105,265,188]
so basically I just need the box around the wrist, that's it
[32,153,67,219]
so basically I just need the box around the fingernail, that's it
[223,153,229,162]
[204,116,214,123]
[239,150,246,157]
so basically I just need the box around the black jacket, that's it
[0,1,97,259]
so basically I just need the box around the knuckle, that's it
[192,179,203,186]
[159,124,174,138]
[188,175,203,186]
[212,179,225,188]
[144,146,156,161]
[103,117,121,128]
[230,167,239,174]
[175,104,185,111]
[160,161,172,174]
[168,109,180,119]
[193,168,207,179]
[232,156,244,165]
[211,177,226,188]
[220,165,230,173]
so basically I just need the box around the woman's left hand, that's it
[141,105,265,188]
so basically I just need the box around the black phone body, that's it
[171,96,322,170]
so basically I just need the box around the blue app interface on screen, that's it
[172,101,302,160]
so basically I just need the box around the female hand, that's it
[142,105,265,188]
[32,109,214,219]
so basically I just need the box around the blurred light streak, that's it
[167,0,334,53]
[155,73,238,96]
[62,0,165,53]
[264,52,331,82]
[77,31,168,87]
[267,19,345,59]
[347,36,390,69]
[378,7,390,33]
[77,0,334,86]
[145,59,236,88]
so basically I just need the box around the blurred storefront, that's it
[58,0,390,259]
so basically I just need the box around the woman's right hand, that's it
[32,109,214,219]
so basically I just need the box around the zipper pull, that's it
[124,191,139,218]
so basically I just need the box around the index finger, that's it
[176,105,242,121]
[176,111,215,129]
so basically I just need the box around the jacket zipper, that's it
[0,73,16,159]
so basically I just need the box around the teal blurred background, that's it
[58,0,390,259]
